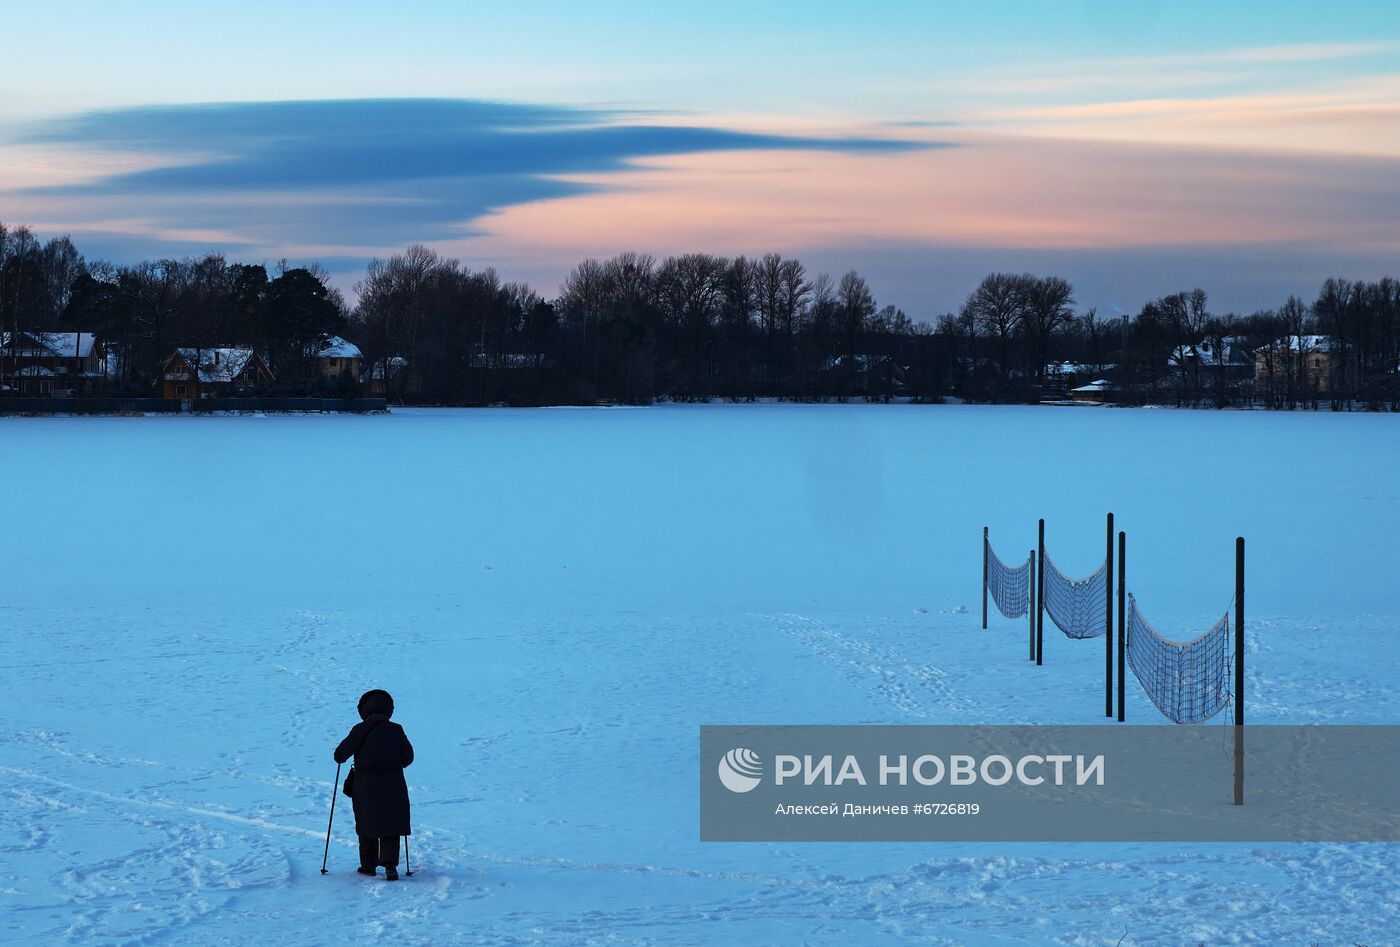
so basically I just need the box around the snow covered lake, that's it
[3,404,1397,944]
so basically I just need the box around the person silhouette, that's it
[334,689,414,879]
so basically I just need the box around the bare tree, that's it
[963,272,1024,381]
[720,256,756,397]
[777,258,809,389]
[837,270,875,371]
[1082,308,1103,375]
[1021,275,1075,382]
[656,253,727,396]
[755,253,786,386]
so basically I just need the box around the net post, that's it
[1036,518,1045,666]
[1028,550,1036,660]
[1105,512,1114,717]
[1116,530,1126,722]
[1234,536,1245,805]
[982,527,988,630]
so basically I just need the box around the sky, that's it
[1,0,1398,317]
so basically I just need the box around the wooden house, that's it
[0,331,104,394]
[159,347,274,399]
[315,335,363,379]
[1254,334,1332,396]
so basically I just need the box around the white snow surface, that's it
[2,404,1397,945]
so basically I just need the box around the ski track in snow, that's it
[5,607,1396,945]
[771,614,978,720]
[4,406,1400,944]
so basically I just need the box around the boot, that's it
[357,866,377,876]
[384,866,399,881]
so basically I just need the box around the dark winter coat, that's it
[334,712,414,838]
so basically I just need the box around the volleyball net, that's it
[985,536,1033,621]
[1042,552,1109,639]
[1125,593,1233,725]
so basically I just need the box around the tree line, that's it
[4,220,1398,408]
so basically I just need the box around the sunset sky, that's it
[1,0,1397,316]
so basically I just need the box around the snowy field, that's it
[2,404,1397,945]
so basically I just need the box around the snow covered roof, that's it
[363,356,408,381]
[1,331,98,358]
[1168,339,1252,367]
[173,347,263,383]
[825,354,900,370]
[1045,361,1115,376]
[1268,334,1331,351]
[15,366,58,377]
[1071,380,1115,392]
[317,335,362,359]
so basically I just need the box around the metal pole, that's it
[1028,550,1036,661]
[405,836,413,876]
[982,527,989,629]
[320,761,341,875]
[1036,519,1045,666]
[1105,512,1114,717]
[1234,536,1245,806]
[1116,530,1126,722]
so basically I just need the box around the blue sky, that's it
[1,1,1397,315]
[5,1,1397,118]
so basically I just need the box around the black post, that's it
[1234,536,1245,806]
[1036,519,1045,666]
[1116,530,1126,722]
[405,835,413,876]
[1028,550,1036,661]
[320,761,341,875]
[982,527,989,630]
[1105,512,1114,717]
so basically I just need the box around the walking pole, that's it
[404,836,413,876]
[320,762,341,875]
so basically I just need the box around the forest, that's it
[3,221,1399,409]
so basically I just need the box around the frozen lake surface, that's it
[2,404,1397,944]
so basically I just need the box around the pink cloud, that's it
[435,131,1400,286]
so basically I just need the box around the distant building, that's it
[1045,360,1114,377]
[823,354,908,392]
[159,347,274,399]
[1045,361,1115,393]
[0,331,105,395]
[362,356,418,397]
[314,335,363,379]
[1168,337,1254,381]
[1254,335,1331,395]
[1069,379,1116,403]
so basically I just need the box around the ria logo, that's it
[718,747,763,793]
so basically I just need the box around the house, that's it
[1045,361,1115,394]
[315,335,363,379]
[1254,335,1331,395]
[1069,379,1116,403]
[362,356,418,397]
[13,366,60,395]
[159,347,274,399]
[0,331,105,394]
[823,354,909,392]
[1168,337,1255,381]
